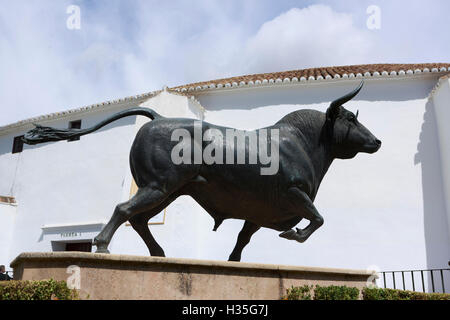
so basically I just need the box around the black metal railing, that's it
[379,268,449,293]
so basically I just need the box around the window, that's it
[12,135,24,154]
[65,242,92,252]
[68,120,81,142]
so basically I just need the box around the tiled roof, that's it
[1,63,449,134]
[0,91,161,134]
[172,63,450,93]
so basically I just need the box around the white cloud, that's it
[0,1,448,127]
[242,5,374,73]
[121,4,375,87]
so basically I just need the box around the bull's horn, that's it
[329,80,364,110]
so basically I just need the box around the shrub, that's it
[284,285,313,300]
[0,279,78,300]
[313,285,359,300]
[284,284,450,300]
[362,287,450,300]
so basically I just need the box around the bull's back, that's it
[129,117,302,228]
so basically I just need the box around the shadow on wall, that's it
[415,98,450,290]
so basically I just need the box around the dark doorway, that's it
[65,242,92,252]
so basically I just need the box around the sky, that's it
[0,0,449,126]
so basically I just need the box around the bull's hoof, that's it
[228,254,241,262]
[294,228,308,243]
[279,228,308,243]
[93,238,110,254]
[279,229,297,240]
[95,248,110,254]
[149,248,165,257]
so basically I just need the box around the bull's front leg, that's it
[279,187,323,243]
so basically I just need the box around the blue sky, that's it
[0,0,449,126]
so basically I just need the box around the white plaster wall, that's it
[1,76,448,293]
[432,78,450,238]
[0,204,16,265]
[139,90,203,119]
[185,78,449,274]
[99,76,450,286]
[0,105,137,263]
[93,78,449,284]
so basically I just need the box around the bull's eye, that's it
[348,115,356,122]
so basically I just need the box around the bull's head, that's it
[325,81,381,159]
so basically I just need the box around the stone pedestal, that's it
[11,252,372,300]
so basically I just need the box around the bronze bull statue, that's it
[23,80,381,261]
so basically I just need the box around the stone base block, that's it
[10,252,372,300]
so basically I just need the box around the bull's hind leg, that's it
[228,221,260,262]
[279,187,323,243]
[128,194,177,257]
[93,186,167,253]
[129,213,165,257]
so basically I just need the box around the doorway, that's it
[65,242,92,252]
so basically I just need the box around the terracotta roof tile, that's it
[172,63,450,92]
[1,63,449,134]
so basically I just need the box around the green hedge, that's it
[284,285,314,300]
[362,287,450,300]
[0,279,78,300]
[284,285,450,300]
[284,285,359,300]
[314,285,359,300]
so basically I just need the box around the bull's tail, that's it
[22,107,162,145]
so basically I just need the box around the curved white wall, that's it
[186,78,449,272]
[1,76,449,292]
[432,77,450,239]
[0,105,137,262]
